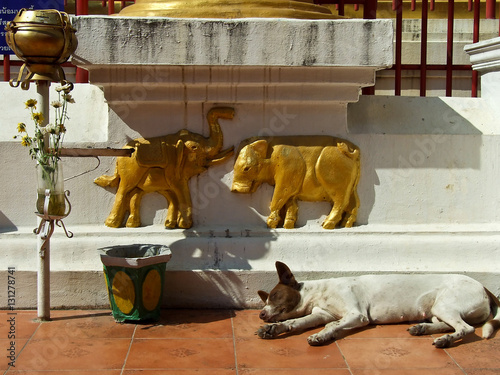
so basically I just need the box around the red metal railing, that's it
[317,0,499,96]
[2,1,499,97]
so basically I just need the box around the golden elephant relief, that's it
[231,136,360,229]
[94,107,235,229]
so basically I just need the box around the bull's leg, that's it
[340,189,359,228]
[126,188,145,227]
[159,190,178,229]
[268,187,295,229]
[322,195,349,229]
[283,198,299,229]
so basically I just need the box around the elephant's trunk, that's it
[205,107,235,157]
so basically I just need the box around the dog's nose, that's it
[259,310,267,320]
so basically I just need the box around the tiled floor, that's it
[1,309,499,374]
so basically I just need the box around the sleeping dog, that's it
[257,261,500,347]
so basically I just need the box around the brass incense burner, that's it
[5,9,77,90]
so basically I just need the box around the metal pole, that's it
[36,80,51,321]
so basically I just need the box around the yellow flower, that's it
[32,112,45,125]
[58,124,67,133]
[20,135,30,147]
[17,123,26,133]
[25,99,37,109]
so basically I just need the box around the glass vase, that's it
[36,162,66,217]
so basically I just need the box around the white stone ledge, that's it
[2,222,499,309]
[71,16,393,68]
[3,223,500,273]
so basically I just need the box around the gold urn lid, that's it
[119,0,339,19]
[5,9,77,89]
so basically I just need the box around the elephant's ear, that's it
[176,140,185,179]
[250,139,268,158]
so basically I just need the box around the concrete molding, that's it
[465,37,500,73]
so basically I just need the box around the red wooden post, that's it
[486,0,496,19]
[3,55,10,82]
[394,0,403,96]
[363,0,377,19]
[76,0,89,15]
[471,0,481,97]
[445,0,454,97]
[362,0,378,95]
[420,0,429,96]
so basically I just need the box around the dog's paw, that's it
[256,324,280,339]
[433,335,452,348]
[307,333,331,346]
[408,324,426,336]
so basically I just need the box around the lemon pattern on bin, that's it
[112,271,135,314]
[142,269,162,311]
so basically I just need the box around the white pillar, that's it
[36,80,51,321]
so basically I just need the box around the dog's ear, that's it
[276,261,299,289]
[258,290,269,303]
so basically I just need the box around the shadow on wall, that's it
[162,270,250,309]
[0,211,17,233]
[347,95,485,224]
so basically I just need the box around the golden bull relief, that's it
[95,107,235,229]
[231,136,360,229]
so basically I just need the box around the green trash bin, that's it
[98,244,172,322]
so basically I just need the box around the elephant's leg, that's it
[159,190,178,229]
[105,184,133,228]
[126,188,145,227]
[172,181,193,229]
[283,198,299,229]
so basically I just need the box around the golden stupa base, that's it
[118,0,340,19]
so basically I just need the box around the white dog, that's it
[257,261,500,347]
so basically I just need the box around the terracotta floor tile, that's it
[32,311,135,340]
[0,311,40,339]
[232,310,264,338]
[12,338,131,371]
[464,370,500,375]
[236,336,347,369]
[351,369,465,375]
[7,371,122,374]
[341,323,416,339]
[134,309,234,339]
[239,369,351,375]
[443,333,500,370]
[338,337,456,370]
[2,339,28,372]
[123,370,236,374]
[126,338,235,369]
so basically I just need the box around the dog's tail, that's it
[482,287,500,339]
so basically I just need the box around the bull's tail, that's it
[338,142,360,161]
[482,287,500,339]
[94,167,120,188]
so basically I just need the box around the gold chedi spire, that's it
[118,0,339,19]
